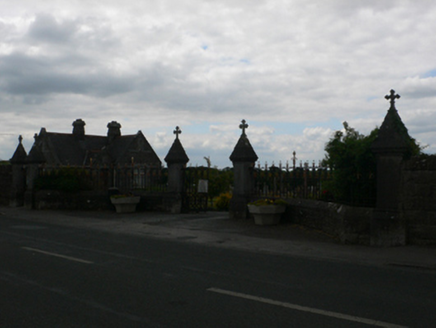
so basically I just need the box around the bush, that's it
[249,198,288,206]
[215,192,232,211]
[322,122,378,205]
[322,121,421,206]
[34,168,91,193]
[208,167,234,199]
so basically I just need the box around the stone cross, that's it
[385,89,400,108]
[18,135,23,144]
[173,126,181,139]
[239,119,248,136]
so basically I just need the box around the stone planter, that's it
[248,205,286,225]
[110,196,140,213]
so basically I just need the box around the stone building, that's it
[9,119,162,207]
[24,119,161,167]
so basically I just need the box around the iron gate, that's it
[182,166,209,212]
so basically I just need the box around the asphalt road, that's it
[1,215,435,327]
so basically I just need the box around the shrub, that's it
[215,192,232,211]
[34,168,91,193]
[249,198,288,206]
[322,121,421,206]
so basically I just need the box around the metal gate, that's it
[182,167,209,212]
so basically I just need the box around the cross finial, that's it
[18,135,23,144]
[239,119,248,136]
[385,89,400,108]
[173,126,181,139]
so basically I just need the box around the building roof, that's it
[19,120,161,167]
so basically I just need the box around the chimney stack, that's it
[72,119,86,139]
[107,121,121,143]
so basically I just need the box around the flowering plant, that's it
[110,192,137,199]
[249,198,287,206]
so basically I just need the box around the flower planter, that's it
[247,204,286,225]
[110,196,140,213]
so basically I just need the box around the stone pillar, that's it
[164,126,189,214]
[370,90,410,246]
[9,136,27,207]
[229,120,258,219]
[23,133,46,209]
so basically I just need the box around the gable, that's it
[110,132,161,166]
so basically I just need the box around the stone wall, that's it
[34,190,112,210]
[136,191,165,211]
[284,199,371,245]
[33,189,165,212]
[0,163,12,205]
[402,156,436,244]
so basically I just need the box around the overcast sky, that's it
[1,0,436,168]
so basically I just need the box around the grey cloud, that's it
[130,60,292,117]
[27,13,77,44]
[402,86,436,99]
[21,13,121,55]
[0,52,135,98]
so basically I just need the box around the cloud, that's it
[1,1,436,166]
[401,76,436,98]
[0,53,135,97]
[27,13,76,44]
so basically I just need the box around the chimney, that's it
[72,119,86,139]
[107,121,121,143]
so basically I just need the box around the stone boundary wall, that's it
[0,164,12,205]
[34,190,112,210]
[33,190,165,212]
[402,155,436,244]
[283,199,371,245]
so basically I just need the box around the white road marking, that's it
[207,287,408,328]
[22,247,93,264]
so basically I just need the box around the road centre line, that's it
[2,230,150,263]
[22,247,93,264]
[207,287,408,328]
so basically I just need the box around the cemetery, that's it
[2,90,436,246]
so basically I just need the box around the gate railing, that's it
[37,164,167,193]
[253,161,331,200]
[252,160,376,206]
[182,166,209,212]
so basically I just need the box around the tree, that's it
[208,167,233,199]
[322,122,378,206]
[322,122,422,206]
